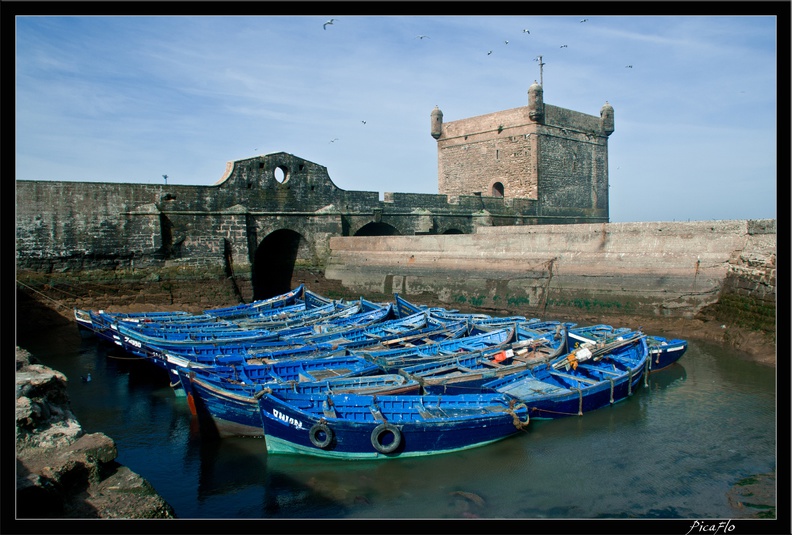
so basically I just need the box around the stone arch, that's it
[354,222,401,236]
[491,182,505,197]
[252,229,305,300]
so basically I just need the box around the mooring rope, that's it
[16,280,72,311]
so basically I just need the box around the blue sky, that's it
[15,10,780,223]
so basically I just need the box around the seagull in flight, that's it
[580,18,588,23]
[625,65,633,68]
[416,35,430,39]
[522,29,530,33]
[323,19,336,30]
[560,44,568,48]
[504,40,509,44]
[361,120,366,124]
[329,138,339,143]
[487,50,493,55]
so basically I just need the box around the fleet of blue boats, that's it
[74,284,687,460]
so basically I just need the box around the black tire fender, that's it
[309,421,334,449]
[370,422,402,454]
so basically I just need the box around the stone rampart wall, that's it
[325,219,776,330]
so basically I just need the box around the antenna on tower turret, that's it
[535,55,545,86]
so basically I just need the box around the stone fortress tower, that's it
[431,82,614,221]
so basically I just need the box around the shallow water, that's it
[21,324,777,522]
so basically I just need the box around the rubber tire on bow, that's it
[309,422,334,449]
[370,423,402,454]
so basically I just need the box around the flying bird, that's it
[330,138,339,143]
[580,18,588,23]
[625,65,633,68]
[522,29,530,33]
[487,50,493,55]
[504,40,509,44]
[560,44,568,48]
[416,35,430,39]
[323,19,336,30]
[361,120,366,124]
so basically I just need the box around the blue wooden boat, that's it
[394,293,531,327]
[357,326,517,372]
[276,310,431,351]
[183,354,382,388]
[82,309,210,344]
[201,284,306,319]
[518,319,578,335]
[481,333,649,419]
[256,390,530,459]
[283,299,393,335]
[128,301,385,358]
[399,334,569,395]
[146,300,391,359]
[155,311,430,374]
[176,368,421,438]
[154,314,469,384]
[76,285,308,339]
[350,318,469,353]
[73,308,96,334]
[230,300,361,330]
[114,320,276,352]
[108,299,367,360]
[221,315,465,367]
[568,324,687,372]
[646,335,688,371]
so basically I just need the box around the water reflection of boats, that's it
[196,438,354,517]
[196,438,267,498]
[645,363,687,391]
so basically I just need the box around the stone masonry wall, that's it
[435,102,609,222]
[438,106,539,198]
[324,219,776,334]
[16,152,604,286]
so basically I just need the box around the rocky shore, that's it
[15,347,175,519]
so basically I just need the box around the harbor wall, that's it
[324,219,776,333]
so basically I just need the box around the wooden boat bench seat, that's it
[548,370,600,385]
[574,363,622,376]
[499,378,569,398]
[305,368,353,381]
[417,406,491,419]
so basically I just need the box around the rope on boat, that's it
[528,406,582,418]
[507,401,530,430]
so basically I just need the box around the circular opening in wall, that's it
[274,166,288,183]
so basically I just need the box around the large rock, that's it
[15,347,175,519]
